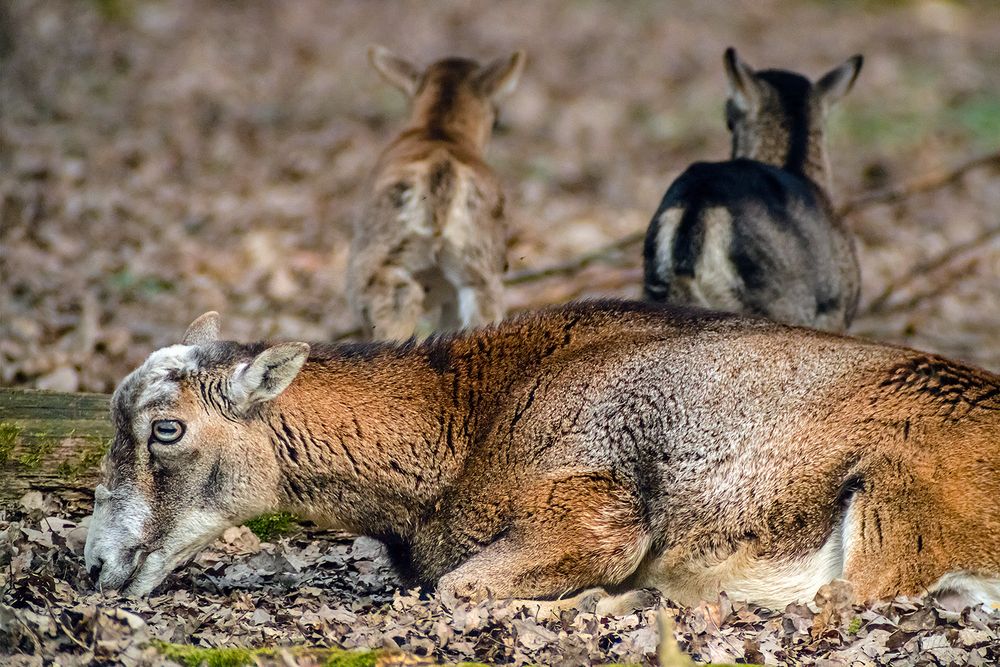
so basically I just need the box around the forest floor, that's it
[2,0,999,665]
[2,494,999,666]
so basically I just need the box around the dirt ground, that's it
[1,0,999,665]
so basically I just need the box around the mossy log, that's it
[0,387,111,508]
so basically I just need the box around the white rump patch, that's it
[652,207,684,278]
[645,528,846,609]
[929,572,1000,611]
[691,208,741,310]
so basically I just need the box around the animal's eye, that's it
[151,419,185,444]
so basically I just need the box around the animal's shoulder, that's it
[660,159,824,212]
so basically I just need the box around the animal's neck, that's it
[407,97,488,152]
[736,125,832,193]
[257,313,602,539]
[800,129,833,194]
[261,355,463,538]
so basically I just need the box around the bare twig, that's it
[503,231,644,285]
[861,226,1000,316]
[837,149,1000,217]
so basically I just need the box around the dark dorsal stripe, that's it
[757,70,813,176]
[417,58,479,142]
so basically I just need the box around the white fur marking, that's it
[133,344,199,409]
[929,572,1000,610]
[653,207,684,278]
[84,484,153,590]
[457,287,481,327]
[125,509,230,597]
[644,528,846,608]
[691,208,741,309]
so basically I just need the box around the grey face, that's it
[83,344,234,596]
[83,317,309,597]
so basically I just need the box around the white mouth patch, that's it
[84,484,153,591]
[124,509,231,596]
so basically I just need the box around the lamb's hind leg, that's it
[440,247,505,329]
[438,473,652,615]
[358,266,425,341]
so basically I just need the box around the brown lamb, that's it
[348,46,525,340]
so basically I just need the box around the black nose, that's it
[89,557,104,583]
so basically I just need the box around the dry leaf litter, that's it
[2,493,998,665]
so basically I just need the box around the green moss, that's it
[322,650,378,667]
[56,436,108,480]
[17,434,57,469]
[91,0,134,22]
[0,423,20,465]
[950,94,1000,149]
[243,512,298,541]
[847,615,863,635]
[151,641,379,667]
[153,641,260,667]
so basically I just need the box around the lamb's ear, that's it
[229,343,310,408]
[182,311,221,346]
[723,47,760,113]
[476,50,526,100]
[815,55,863,107]
[369,45,421,97]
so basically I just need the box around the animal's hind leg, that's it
[841,474,1000,606]
[456,274,504,329]
[437,473,651,605]
[440,246,505,329]
[358,266,425,340]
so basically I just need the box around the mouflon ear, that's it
[369,45,421,97]
[228,343,310,409]
[182,311,221,346]
[476,50,526,100]
[723,47,761,114]
[815,54,863,107]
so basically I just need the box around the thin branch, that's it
[503,231,644,285]
[861,226,1000,316]
[837,149,1000,217]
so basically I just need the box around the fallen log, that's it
[0,387,111,509]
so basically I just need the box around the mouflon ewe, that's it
[86,302,1000,610]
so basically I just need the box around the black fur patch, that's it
[374,531,422,584]
[387,181,410,208]
[203,456,224,500]
[836,473,865,509]
[428,161,453,197]
[425,341,454,375]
